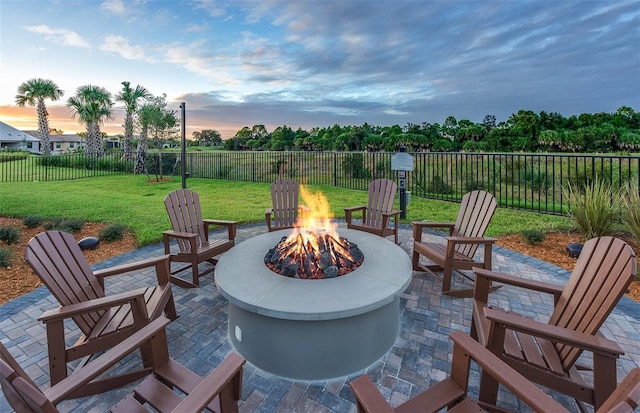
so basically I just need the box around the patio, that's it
[1,222,639,412]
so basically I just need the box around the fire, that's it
[265,185,364,279]
[287,184,339,246]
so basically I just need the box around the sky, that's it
[0,0,639,139]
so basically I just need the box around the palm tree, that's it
[15,78,64,156]
[66,85,113,157]
[115,81,151,159]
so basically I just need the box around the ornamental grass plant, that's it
[563,177,621,240]
[622,181,640,246]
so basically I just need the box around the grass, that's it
[0,175,574,246]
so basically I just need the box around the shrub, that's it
[342,153,370,179]
[23,215,44,228]
[58,219,85,233]
[520,229,545,245]
[622,181,640,246]
[427,175,453,194]
[0,247,12,267]
[0,226,20,245]
[43,218,62,230]
[563,178,621,240]
[99,224,127,242]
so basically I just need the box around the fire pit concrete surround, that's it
[215,228,412,380]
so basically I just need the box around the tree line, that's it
[14,78,639,159]
[222,107,640,153]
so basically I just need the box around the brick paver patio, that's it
[1,222,639,412]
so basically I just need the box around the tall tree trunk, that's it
[94,122,104,157]
[36,99,51,155]
[123,112,134,159]
[134,128,148,174]
[86,122,104,157]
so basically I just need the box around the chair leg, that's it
[412,249,422,271]
[191,262,200,287]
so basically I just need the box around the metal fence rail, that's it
[2,151,638,215]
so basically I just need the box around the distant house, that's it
[0,121,40,153]
[25,130,85,154]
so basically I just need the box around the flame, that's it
[287,185,338,248]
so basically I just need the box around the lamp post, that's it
[180,102,187,189]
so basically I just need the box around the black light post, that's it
[180,102,187,189]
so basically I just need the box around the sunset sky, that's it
[0,0,638,139]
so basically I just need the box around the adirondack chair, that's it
[0,316,246,412]
[24,230,177,393]
[163,189,237,288]
[470,236,637,411]
[412,190,498,297]
[344,178,401,244]
[265,178,299,232]
[350,330,570,412]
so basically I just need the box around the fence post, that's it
[333,152,338,187]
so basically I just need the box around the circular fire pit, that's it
[215,228,412,380]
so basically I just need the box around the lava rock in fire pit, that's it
[349,245,364,262]
[319,251,333,270]
[281,256,299,277]
[323,265,338,278]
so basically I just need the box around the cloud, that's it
[101,0,127,15]
[100,35,148,61]
[23,25,90,48]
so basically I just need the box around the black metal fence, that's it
[2,151,639,215]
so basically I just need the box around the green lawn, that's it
[0,175,574,246]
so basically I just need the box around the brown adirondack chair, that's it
[163,189,237,288]
[344,178,401,244]
[24,230,177,393]
[350,330,570,412]
[265,178,299,232]
[412,190,498,297]
[0,316,246,412]
[471,236,637,411]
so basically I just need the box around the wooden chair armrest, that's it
[203,219,237,240]
[412,221,454,229]
[44,317,172,404]
[381,210,402,218]
[344,206,367,225]
[94,254,171,278]
[344,205,366,213]
[162,230,199,240]
[38,290,149,323]
[485,307,625,356]
[202,219,237,227]
[171,353,246,412]
[445,236,496,245]
[349,375,396,413]
[163,230,199,254]
[474,267,564,297]
[412,221,454,242]
[448,331,569,413]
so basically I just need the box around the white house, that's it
[0,121,40,153]
[25,131,85,154]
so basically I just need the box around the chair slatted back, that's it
[550,236,636,369]
[165,189,206,253]
[25,231,105,337]
[271,179,299,229]
[365,179,397,228]
[453,190,497,258]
